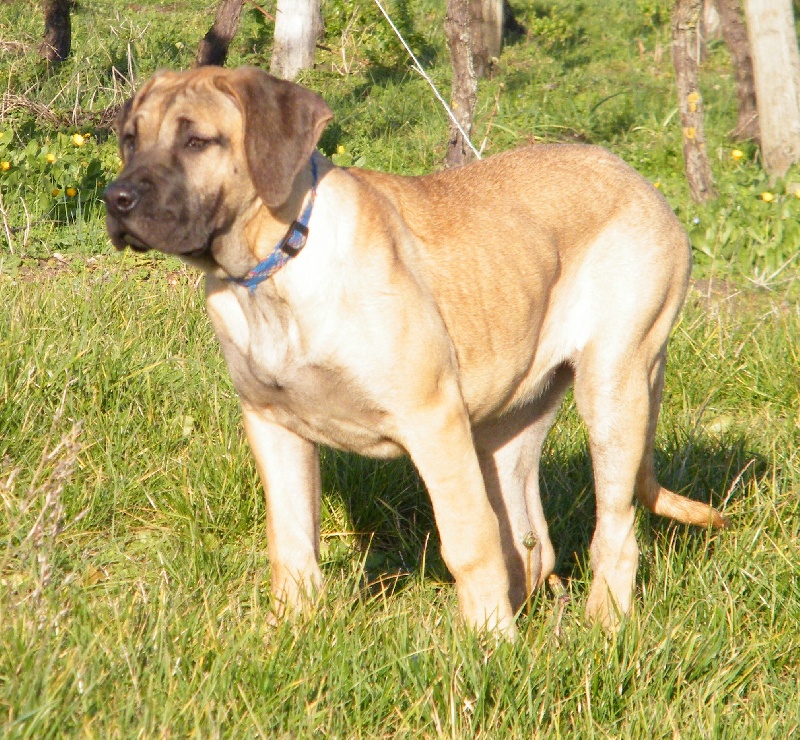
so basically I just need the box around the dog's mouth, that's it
[113,227,211,258]
[118,232,150,252]
[105,216,155,253]
[106,202,213,258]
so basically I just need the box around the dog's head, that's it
[104,66,332,264]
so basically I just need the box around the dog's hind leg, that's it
[474,366,571,611]
[572,342,664,630]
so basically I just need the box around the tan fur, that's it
[105,67,727,637]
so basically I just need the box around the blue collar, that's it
[228,157,318,291]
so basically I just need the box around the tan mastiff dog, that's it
[104,66,727,637]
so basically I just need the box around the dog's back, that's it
[343,144,691,425]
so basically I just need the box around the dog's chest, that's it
[205,282,403,458]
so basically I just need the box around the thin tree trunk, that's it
[469,0,503,78]
[672,0,717,202]
[716,0,759,141]
[195,0,244,67]
[743,0,800,178]
[445,0,479,167]
[270,0,322,81]
[702,0,721,38]
[39,0,71,62]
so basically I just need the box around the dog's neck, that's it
[227,156,319,291]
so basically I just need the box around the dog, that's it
[104,66,727,637]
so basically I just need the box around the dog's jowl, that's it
[104,66,727,637]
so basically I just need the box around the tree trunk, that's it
[716,0,759,141]
[270,0,322,81]
[743,0,800,178]
[39,0,71,62]
[672,0,717,202]
[469,0,503,78]
[702,0,721,39]
[697,0,720,62]
[445,0,479,167]
[195,0,244,67]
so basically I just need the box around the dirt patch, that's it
[1,252,199,288]
[689,277,797,316]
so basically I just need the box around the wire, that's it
[372,0,482,160]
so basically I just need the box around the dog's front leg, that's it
[241,405,322,619]
[400,395,516,638]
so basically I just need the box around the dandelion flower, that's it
[760,191,774,203]
[0,161,10,171]
[72,133,85,147]
[66,187,77,197]
[653,182,661,189]
[337,144,346,154]
[46,152,57,163]
[731,149,744,161]
[52,188,61,196]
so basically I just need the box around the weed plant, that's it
[0,0,798,736]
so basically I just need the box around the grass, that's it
[0,0,799,736]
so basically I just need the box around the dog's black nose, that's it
[103,181,141,215]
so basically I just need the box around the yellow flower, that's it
[46,152,57,163]
[66,187,77,197]
[337,144,346,154]
[52,188,61,196]
[731,149,744,161]
[760,191,774,203]
[683,126,696,141]
[687,91,701,113]
[0,161,10,171]
[653,181,661,189]
[72,133,85,147]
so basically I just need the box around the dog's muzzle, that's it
[103,176,215,258]
[103,179,148,217]
[103,179,154,252]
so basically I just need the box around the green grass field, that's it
[1,0,799,736]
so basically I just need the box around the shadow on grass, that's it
[320,432,767,601]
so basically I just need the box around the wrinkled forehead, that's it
[125,71,243,139]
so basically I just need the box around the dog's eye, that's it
[186,136,212,151]
[122,134,135,157]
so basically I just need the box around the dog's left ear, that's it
[215,67,333,209]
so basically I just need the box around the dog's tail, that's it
[636,483,729,529]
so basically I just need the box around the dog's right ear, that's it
[214,67,333,210]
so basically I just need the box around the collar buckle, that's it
[228,156,318,291]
